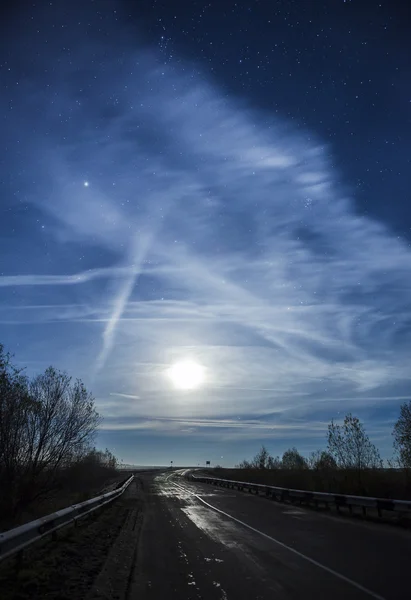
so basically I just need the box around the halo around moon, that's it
[167,359,205,390]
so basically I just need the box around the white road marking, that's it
[169,480,385,600]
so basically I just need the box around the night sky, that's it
[0,0,410,466]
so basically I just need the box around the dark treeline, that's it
[0,345,119,530]
[227,411,411,499]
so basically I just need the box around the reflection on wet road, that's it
[129,471,411,600]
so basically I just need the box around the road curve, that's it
[129,471,411,599]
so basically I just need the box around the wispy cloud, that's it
[0,266,134,287]
[98,415,329,442]
[110,392,141,400]
[2,8,411,458]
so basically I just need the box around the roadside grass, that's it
[0,471,125,533]
[0,483,140,600]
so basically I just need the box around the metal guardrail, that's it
[188,475,411,517]
[0,475,134,563]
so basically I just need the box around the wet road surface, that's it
[129,471,411,600]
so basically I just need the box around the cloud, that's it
[98,415,329,443]
[0,266,134,287]
[2,7,411,457]
[110,392,141,400]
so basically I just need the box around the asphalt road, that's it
[129,471,411,600]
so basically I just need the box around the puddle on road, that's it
[155,479,219,502]
[213,581,228,599]
[205,557,224,563]
[155,473,222,498]
[155,483,188,500]
[181,504,244,550]
[177,540,189,564]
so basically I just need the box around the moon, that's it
[167,359,205,390]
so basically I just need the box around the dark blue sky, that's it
[0,0,410,465]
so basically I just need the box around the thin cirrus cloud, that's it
[0,267,134,287]
[1,18,411,458]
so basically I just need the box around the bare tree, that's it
[327,413,381,472]
[251,445,271,469]
[393,401,411,469]
[308,450,337,470]
[281,447,308,469]
[267,455,282,469]
[22,368,100,485]
[103,448,118,470]
[73,447,116,474]
[0,345,33,513]
[0,352,102,516]
[236,459,252,469]
[237,445,275,470]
